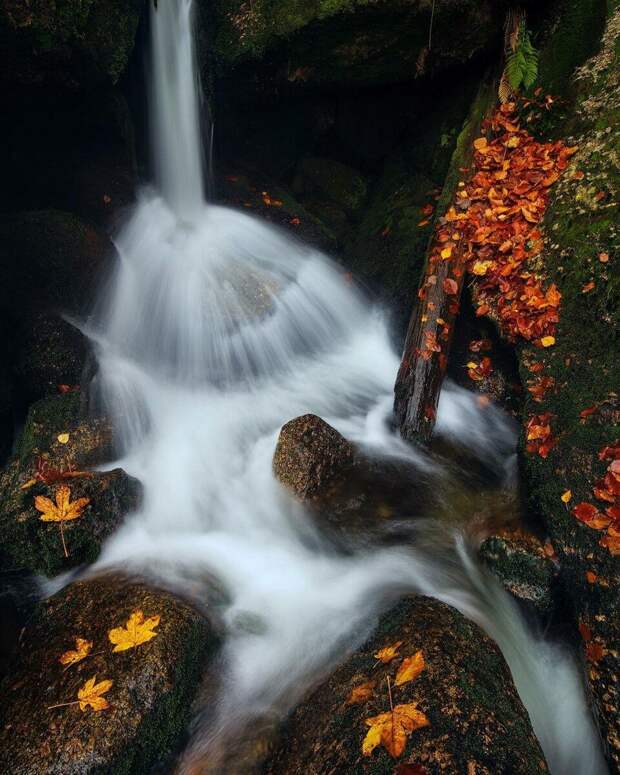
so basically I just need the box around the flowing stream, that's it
[84,1,607,772]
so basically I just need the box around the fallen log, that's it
[394,76,496,442]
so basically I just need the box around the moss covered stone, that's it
[293,157,368,214]
[211,0,500,91]
[0,394,140,577]
[514,6,620,769]
[479,531,558,615]
[348,73,497,322]
[0,0,143,89]
[0,575,218,774]
[218,169,338,252]
[264,596,548,774]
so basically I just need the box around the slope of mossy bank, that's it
[515,7,620,769]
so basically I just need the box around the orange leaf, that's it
[394,651,425,686]
[374,641,403,664]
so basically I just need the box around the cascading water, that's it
[84,1,607,772]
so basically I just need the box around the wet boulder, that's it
[0,393,140,577]
[13,311,89,406]
[273,414,432,541]
[273,414,355,501]
[218,169,338,253]
[264,595,547,774]
[0,574,218,775]
[0,0,143,90]
[479,530,559,616]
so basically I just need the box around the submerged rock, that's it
[0,394,140,577]
[264,596,548,774]
[0,574,217,775]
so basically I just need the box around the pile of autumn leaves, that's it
[49,610,160,712]
[456,102,575,346]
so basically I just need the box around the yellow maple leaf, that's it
[77,675,113,711]
[346,681,375,705]
[394,651,425,687]
[374,641,403,664]
[59,637,92,667]
[34,485,90,558]
[540,336,555,347]
[108,610,160,652]
[561,490,572,504]
[362,702,430,758]
[34,485,90,523]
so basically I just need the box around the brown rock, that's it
[273,414,354,502]
[0,574,218,775]
[264,596,548,774]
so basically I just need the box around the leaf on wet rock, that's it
[34,485,90,523]
[394,651,425,687]
[59,637,92,667]
[77,675,113,711]
[346,681,375,705]
[362,702,430,758]
[108,609,160,652]
[374,641,403,664]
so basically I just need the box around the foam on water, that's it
[82,1,608,772]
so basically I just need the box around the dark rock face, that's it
[479,531,559,616]
[211,0,502,94]
[0,210,114,319]
[14,311,88,406]
[264,596,548,774]
[218,169,338,253]
[0,575,218,775]
[0,394,140,577]
[273,414,355,501]
[0,0,144,90]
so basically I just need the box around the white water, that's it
[85,1,607,772]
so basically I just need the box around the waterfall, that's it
[150,0,206,216]
[84,1,608,772]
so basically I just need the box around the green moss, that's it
[515,9,620,767]
[213,0,499,88]
[537,0,606,97]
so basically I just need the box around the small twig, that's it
[429,0,436,50]
[60,521,68,558]
[47,700,80,710]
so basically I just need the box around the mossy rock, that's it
[264,596,548,774]
[293,157,368,214]
[0,394,140,576]
[0,574,218,774]
[0,210,114,319]
[14,311,89,406]
[218,169,338,252]
[211,0,501,92]
[479,531,558,615]
[503,7,620,769]
[0,0,143,89]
